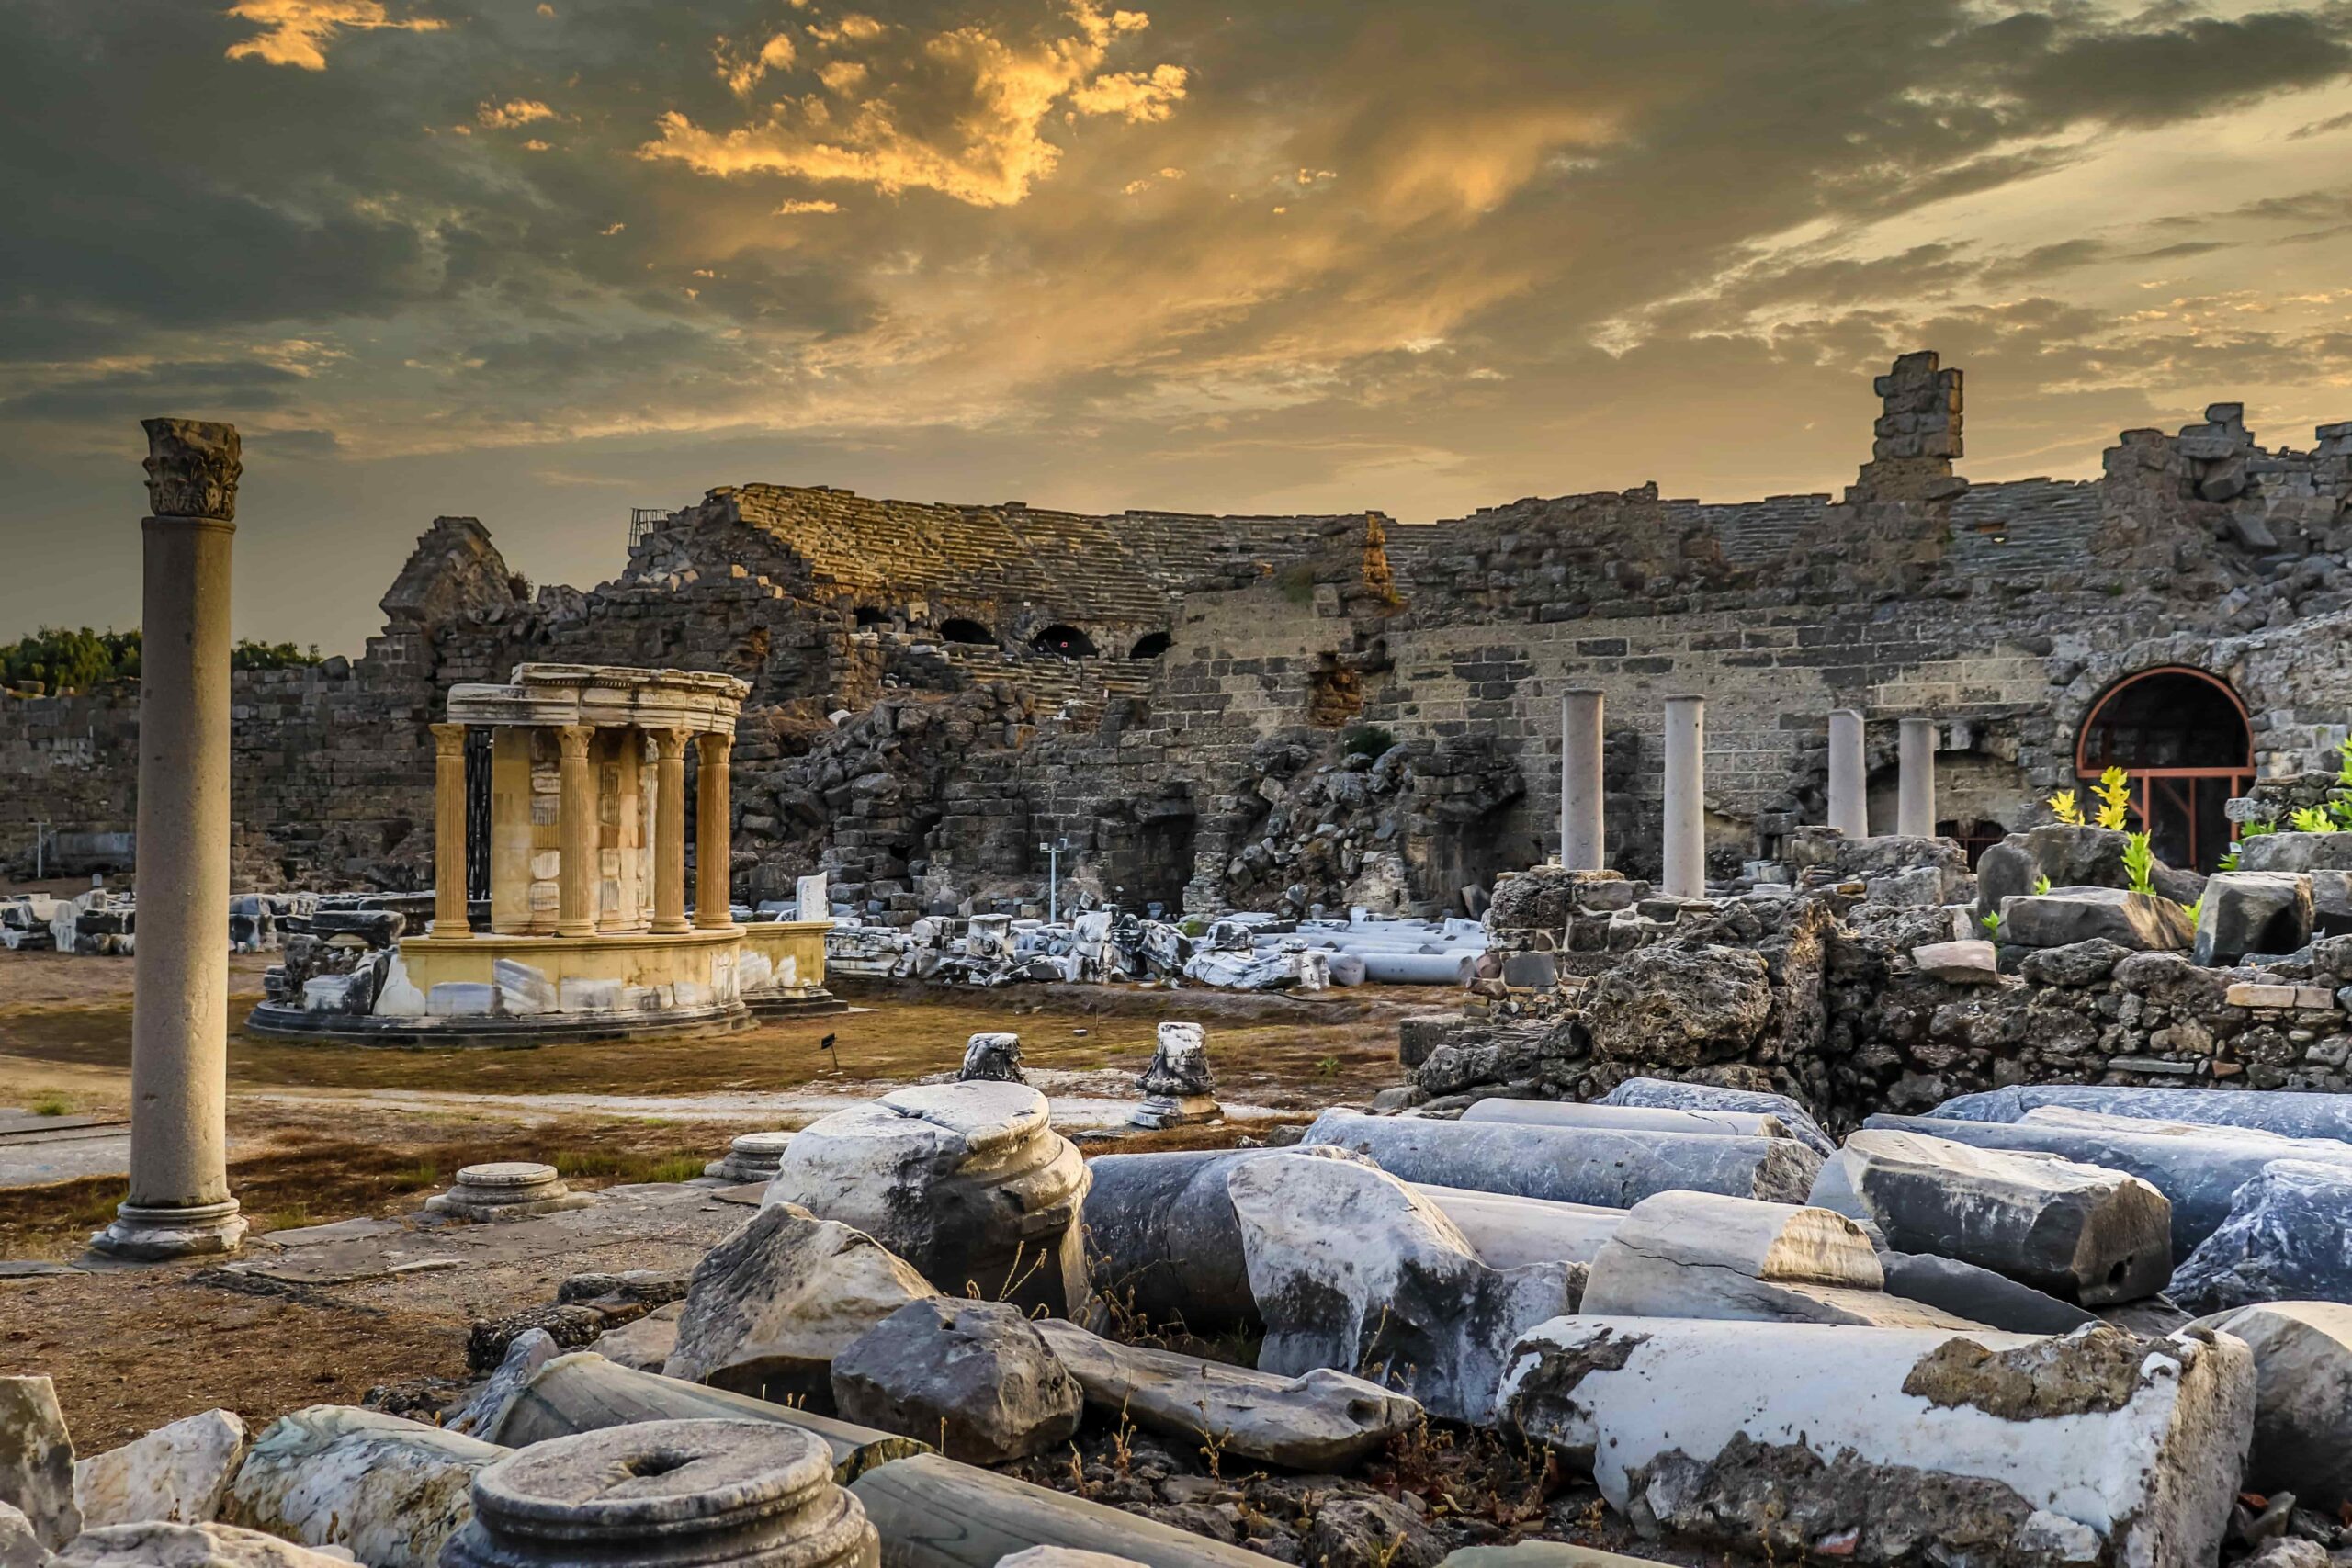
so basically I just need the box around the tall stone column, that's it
[94,420,247,1260]
[1561,690,1605,870]
[1897,717,1939,839]
[1826,708,1868,840]
[430,723,471,938]
[651,728,690,935]
[695,731,735,929]
[1661,695,1707,899]
[555,725,596,938]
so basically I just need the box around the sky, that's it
[7,0,2352,653]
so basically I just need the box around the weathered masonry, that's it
[9,353,2352,919]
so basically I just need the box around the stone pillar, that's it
[1560,690,1605,870]
[95,420,248,1260]
[488,728,534,935]
[651,729,690,935]
[1897,717,1938,839]
[1661,695,1707,899]
[695,730,734,930]
[1826,708,1868,840]
[431,723,471,938]
[555,725,596,939]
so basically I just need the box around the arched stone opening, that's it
[940,617,995,646]
[1128,631,1172,660]
[1031,624,1097,659]
[854,606,888,627]
[2075,665,2254,873]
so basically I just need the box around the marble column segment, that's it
[652,728,691,935]
[1898,716,1939,839]
[1561,690,1605,871]
[556,725,596,938]
[1661,695,1707,899]
[431,723,471,937]
[1827,708,1869,840]
[695,731,734,930]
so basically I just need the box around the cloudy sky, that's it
[7,0,2352,651]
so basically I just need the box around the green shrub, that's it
[1342,725,1396,760]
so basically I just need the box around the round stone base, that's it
[1130,1095,1224,1130]
[426,1163,596,1223]
[89,1199,249,1261]
[705,1132,795,1184]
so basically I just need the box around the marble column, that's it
[555,725,596,938]
[95,419,247,1260]
[430,723,471,938]
[1897,717,1938,839]
[488,728,534,934]
[1826,708,1869,840]
[651,729,690,935]
[1661,695,1707,899]
[1561,690,1605,871]
[695,731,734,929]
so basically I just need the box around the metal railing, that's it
[628,507,668,549]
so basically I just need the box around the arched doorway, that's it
[2075,666,2254,873]
[1031,625,1097,659]
[940,618,995,646]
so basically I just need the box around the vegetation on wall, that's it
[2,626,322,694]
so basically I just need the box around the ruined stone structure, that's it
[10,353,2352,919]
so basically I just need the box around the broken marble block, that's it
[1299,1109,1822,1207]
[1876,1252,2097,1336]
[1594,1077,1835,1156]
[74,1407,248,1529]
[220,1405,504,1568]
[1459,1099,1791,1141]
[1580,1191,1978,1328]
[425,1162,593,1223]
[1997,886,2193,951]
[0,1375,79,1550]
[2193,872,2313,965]
[1407,1184,1627,1270]
[2190,1301,2352,1511]
[1228,1153,1579,1424]
[588,1303,684,1373]
[1929,1084,2352,1144]
[447,1329,562,1438]
[0,1503,37,1568]
[958,1032,1026,1083]
[1031,1316,1421,1471]
[1863,1112,2352,1258]
[1131,1021,1219,1129]
[1910,939,1999,984]
[1502,1320,2254,1568]
[440,1418,876,1568]
[831,1299,1082,1465]
[705,1132,795,1185]
[1081,1149,1282,1335]
[54,1521,360,1567]
[2169,1160,2352,1314]
[666,1201,938,1406]
[767,1082,1091,1314]
[1811,1128,2173,1304]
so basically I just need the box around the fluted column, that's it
[1561,690,1605,870]
[556,725,597,938]
[651,728,690,934]
[431,723,471,938]
[1897,717,1939,839]
[695,730,734,929]
[1826,708,1868,840]
[1661,695,1707,899]
[95,419,246,1260]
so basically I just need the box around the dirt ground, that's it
[0,945,1429,1450]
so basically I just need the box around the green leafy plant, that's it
[2122,831,2156,895]
[1979,910,2002,936]
[2216,844,2240,873]
[2047,789,2085,827]
[2092,767,2132,831]
[2330,796,2352,831]
[1343,725,1396,760]
[2182,895,2204,924]
[2031,874,2052,896]
[2290,806,2339,835]
[2337,735,2352,788]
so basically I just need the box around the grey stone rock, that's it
[1301,1493,1445,1568]
[2015,938,2134,988]
[1133,1022,1220,1128]
[1997,888,2191,952]
[831,1300,1080,1464]
[447,1329,560,1438]
[957,1032,1025,1083]
[1596,1077,1834,1156]
[2170,1161,2352,1314]
[666,1202,937,1405]
[2195,874,2313,965]
[1584,945,1772,1066]
[1299,1109,1822,1207]
[220,1405,503,1568]
[74,1408,249,1529]
[1876,1252,2098,1335]
[2238,832,2352,874]
[1812,1129,2172,1304]
[1458,1099,1788,1140]
[0,1503,40,1568]
[2190,1302,2352,1510]
[1030,1317,1419,1470]
[586,1303,683,1373]
[1911,940,1998,983]
[53,1522,356,1567]
[1930,1085,2352,1144]
[0,1378,78,1551]
[1229,1153,1579,1424]
[1080,1150,1272,1336]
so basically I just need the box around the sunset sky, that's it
[8,0,2352,651]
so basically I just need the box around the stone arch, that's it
[2074,665,2254,872]
[940,617,995,646]
[1031,624,1097,659]
[1127,630,1172,660]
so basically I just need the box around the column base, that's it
[651,918,692,935]
[554,920,597,939]
[428,919,473,939]
[89,1199,247,1261]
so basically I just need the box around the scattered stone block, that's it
[831,1300,1081,1465]
[1582,945,1772,1066]
[425,1163,592,1223]
[74,1408,248,1529]
[2238,831,2352,874]
[54,1521,359,1567]
[1298,1110,1823,1207]
[1407,1184,1625,1270]
[1998,887,2192,951]
[767,1082,1090,1314]
[666,1202,938,1406]
[2170,1160,2352,1314]
[441,1418,876,1568]
[1595,1077,1835,1156]
[705,1132,794,1184]
[2191,1302,2352,1510]
[1910,939,1998,983]
[447,1329,561,1438]
[0,1504,38,1568]
[1812,1129,2172,1303]
[1459,1100,1789,1140]
[1131,1022,1219,1129]
[2194,873,2313,965]
[1030,1317,1420,1470]
[0,1376,79,1550]
[1877,1252,2097,1335]
[1502,1320,2253,1568]
[850,1453,1279,1565]
[957,1033,1025,1083]
[1228,1153,1579,1424]
[2227,982,2301,1009]
[587,1303,684,1372]
[221,1405,503,1568]
[1930,1084,2352,1143]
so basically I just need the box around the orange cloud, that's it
[477,98,556,129]
[640,0,1187,208]
[716,32,798,97]
[223,0,446,71]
